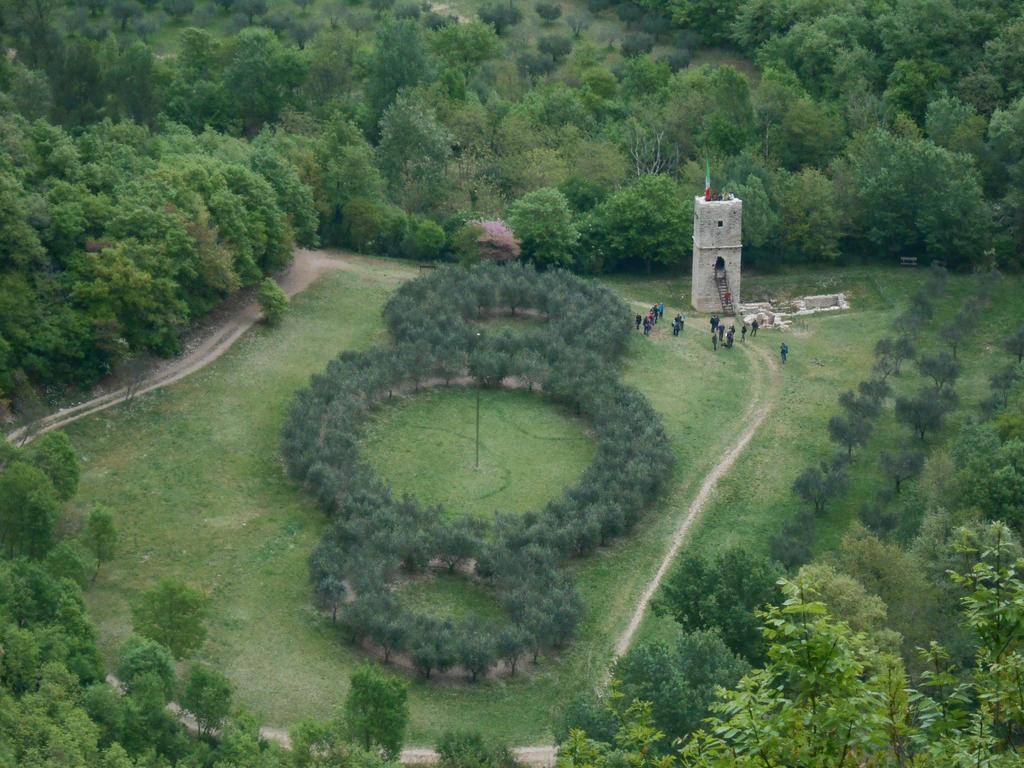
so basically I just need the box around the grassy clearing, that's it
[398,572,509,626]
[364,387,595,520]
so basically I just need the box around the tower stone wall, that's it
[691,197,742,314]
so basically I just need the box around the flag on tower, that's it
[704,157,711,201]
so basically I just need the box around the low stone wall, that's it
[738,293,849,329]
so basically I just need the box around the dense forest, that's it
[2,0,1024,765]
[2,0,1024,403]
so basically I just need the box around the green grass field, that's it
[364,387,594,520]
[61,253,1024,743]
[398,572,509,627]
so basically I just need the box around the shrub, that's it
[394,2,420,19]
[660,48,691,72]
[640,13,670,36]
[478,3,522,34]
[538,34,573,61]
[423,11,455,28]
[162,0,194,17]
[402,216,446,261]
[615,2,643,24]
[518,50,556,77]
[257,278,289,326]
[535,1,561,21]
[118,635,176,699]
[620,31,654,57]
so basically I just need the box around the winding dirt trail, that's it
[612,340,778,660]
[50,266,775,766]
[5,250,356,445]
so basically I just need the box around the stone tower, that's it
[691,196,742,315]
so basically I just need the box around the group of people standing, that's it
[636,304,687,337]
[710,315,756,350]
[634,305,788,364]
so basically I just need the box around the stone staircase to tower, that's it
[715,271,734,314]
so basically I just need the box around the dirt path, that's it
[5,249,359,445]
[612,340,778,660]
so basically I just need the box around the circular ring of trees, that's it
[282,263,672,680]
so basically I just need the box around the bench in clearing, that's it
[900,256,918,267]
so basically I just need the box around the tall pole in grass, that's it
[475,332,481,469]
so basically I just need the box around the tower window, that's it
[717,221,723,227]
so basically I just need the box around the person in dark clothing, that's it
[718,324,725,342]
[751,319,759,337]
[672,316,681,336]
[651,306,658,324]
[711,332,718,350]
[678,313,685,332]
[741,323,748,342]
[780,342,788,364]
[635,313,643,330]
[643,317,652,336]
[726,329,734,348]
[710,316,718,332]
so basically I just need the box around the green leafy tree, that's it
[917,351,962,392]
[873,335,916,379]
[677,578,916,767]
[344,663,409,758]
[162,0,193,18]
[44,541,93,587]
[558,698,674,768]
[1004,325,1024,364]
[456,619,496,682]
[776,168,841,262]
[377,93,452,213]
[835,129,990,269]
[896,388,949,440]
[257,277,289,326]
[181,663,233,737]
[654,547,782,662]
[428,20,501,79]
[118,634,176,699]
[663,0,739,46]
[535,1,561,22]
[612,630,748,748]
[131,579,209,659]
[83,504,117,581]
[366,17,432,124]
[235,0,266,23]
[477,3,522,35]
[0,461,62,559]
[827,413,872,458]
[793,460,848,515]
[111,0,142,30]
[506,188,579,269]
[879,449,924,494]
[26,430,79,501]
[587,175,691,273]
[223,27,307,135]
